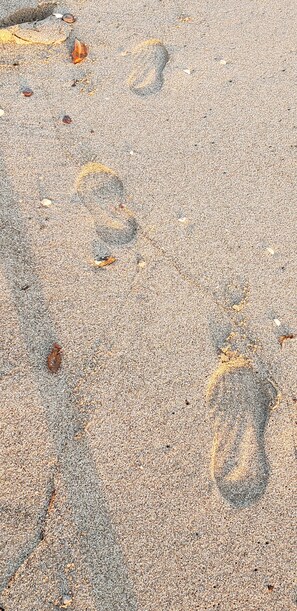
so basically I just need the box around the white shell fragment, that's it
[41,198,52,207]
[0,108,4,117]
[52,13,63,19]
[138,260,146,268]
[266,247,275,255]
[273,319,281,327]
[183,68,191,74]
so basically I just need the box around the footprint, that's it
[76,162,138,247]
[207,356,278,508]
[207,281,279,508]
[0,2,55,27]
[128,39,169,96]
[0,15,71,45]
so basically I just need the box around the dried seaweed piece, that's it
[278,334,295,347]
[71,38,88,64]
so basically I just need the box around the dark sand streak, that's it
[0,155,137,609]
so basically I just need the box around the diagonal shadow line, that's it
[0,154,137,609]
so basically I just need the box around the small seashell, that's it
[0,108,4,117]
[92,256,116,268]
[62,13,76,24]
[22,87,33,97]
[62,115,72,124]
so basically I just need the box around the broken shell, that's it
[62,13,76,24]
[41,198,52,207]
[92,256,116,268]
[22,87,33,97]
[62,115,72,124]
[71,39,88,64]
[266,246,275,255]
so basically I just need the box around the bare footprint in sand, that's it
[76,162,138,249]
[0,7,71,45]
[128,39,169,96]
[207,282,279,508]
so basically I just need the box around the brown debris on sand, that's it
[47,342,62,373]
[71,38,88,64]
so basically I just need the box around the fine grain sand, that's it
[0,0,296,609]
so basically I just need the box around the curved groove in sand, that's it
[0,154,137,607]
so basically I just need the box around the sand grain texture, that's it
[0,0,296,609]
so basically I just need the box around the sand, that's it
[0,0,296,609]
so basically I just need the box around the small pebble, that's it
[47,343,62,373]
[22,88,33,97]
[62,115,72,124]
[219,59,227,65]
[137,255,146,269]
[61,594,72,608]
[62,13,76,24]
[0,108,4,117]
[41,198,52,207]
[273,319,281,327]
[178,216,188,223]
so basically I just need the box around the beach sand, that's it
[0,0,296,609]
